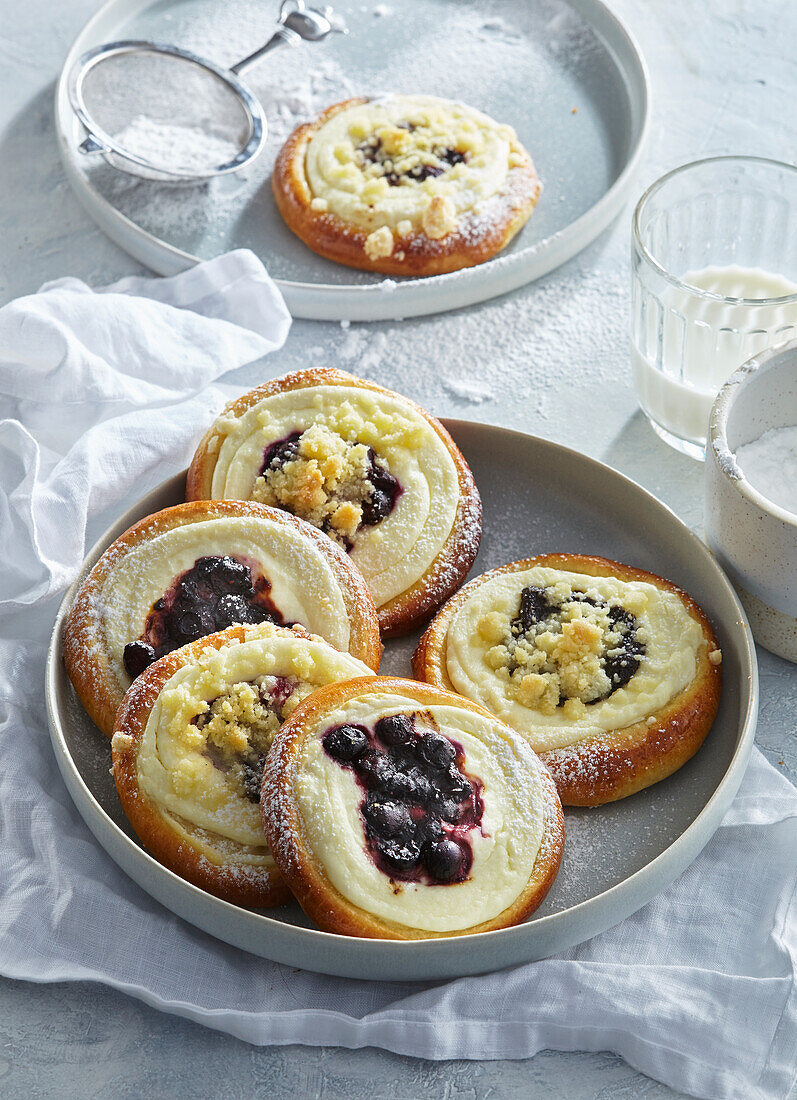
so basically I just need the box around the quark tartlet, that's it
[262,677,564,938]
[272,94,541,276]
[413,554,722,806]
[111,622,374,906]
[187,368,482,636]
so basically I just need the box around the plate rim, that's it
[54,0,650,321]
[45,420,759,981]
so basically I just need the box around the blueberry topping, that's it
[375,713,414,747]
[419,816,444,844]
[321,711,483,886]
[241,753,267,804]
[604,605,645,689]
[444,769,473,803]
[360,449,401,527]
[123,554,285,680]
[417,732,457,770]
[511,586,646,703]
[514,585,555,632]
[437,798,460,824]
[424,838,466,883]
[216,593,252,627]
[123,640,156,679]
[388,767,433,804]
[261,431,301,472]
[359,137,468,187]
[323,724,369,764]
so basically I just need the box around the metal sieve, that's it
[67,0,347,183]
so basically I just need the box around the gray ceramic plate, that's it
[55,0,648,320]
[46,422,758,981]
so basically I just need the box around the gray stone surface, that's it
[0,0,794,1096]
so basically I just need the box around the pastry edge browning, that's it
[412,554,723,807]
[271,97,542,276]
[186,368,483,637]
[63,497,383,738]
[111,622,306,908]
[261,676,565,939]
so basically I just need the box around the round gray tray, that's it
[46,421,758,980]
[55,0,649,320]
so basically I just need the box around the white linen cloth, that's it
[0,251,794,1100]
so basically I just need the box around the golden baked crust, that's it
[186,368,482,637]
[64,498,382,738]
[261,676,564,939]
[112,623,300,908]
[412,554,723,807]
[272,96,541,276]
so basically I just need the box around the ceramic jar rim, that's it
[709,338,797,530]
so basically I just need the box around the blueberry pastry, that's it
[187,368,482,637]
[413,555,723,806]
[111,622,374,906]
[272,95,541,276]
[261,677,564,938]
[65,499,381,738]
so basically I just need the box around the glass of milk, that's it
[631,156,797,459]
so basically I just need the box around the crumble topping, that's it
[181,675,312,804]
[422,194,457,239]
[364,225,395,260]
[709,649,722,666]
[478,582,646,715]
[251,422,399,548]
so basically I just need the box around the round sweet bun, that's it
[272,94,541,276]
[111,621,375,907]
[413,554,723,807]
[64,498,381,739]
[186,368,482,637]
[262,676,564,939]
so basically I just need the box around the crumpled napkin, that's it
[0,251,793,1100]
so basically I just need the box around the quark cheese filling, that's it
[209,386,460,607]
[304,96,525,238]
[293,694,545,932]
[136,629,372,860]
[445,568,704,753]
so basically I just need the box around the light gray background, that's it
[1,0,794,1096]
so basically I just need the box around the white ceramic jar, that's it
[705,340,797,662]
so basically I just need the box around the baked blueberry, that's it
[363,798,410,839]
[375,713,414,747]
[424,838,466,883]
[514,585,554,632]
[417,732,456,770]
[377,836,421,872]
[323,724,369,764]
[123,640,156,679]
[261,432,301,472]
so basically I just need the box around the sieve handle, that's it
[230,26,301,75]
